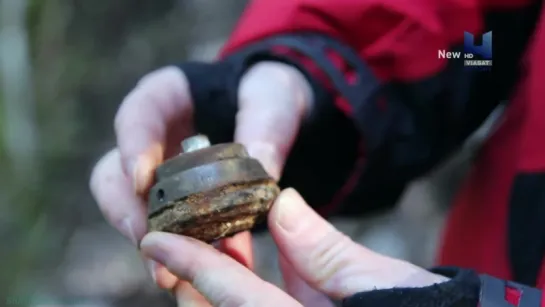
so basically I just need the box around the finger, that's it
[148,234,254,291]
[173,281,211,307]
[145,236,241,291]
[219,231,254,269]
[141,232,300,307]
[145,258,178,290]
[89,149,179,287]
[114,66,193,194]
[168,240,246,306]
[279,254,335,307]
[235,62,313,179]
[90,148,147,244]
[268,189,410,299]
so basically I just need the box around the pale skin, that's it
[89,61,448,306]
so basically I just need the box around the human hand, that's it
[89,62,313,289]
[140,188,449,306]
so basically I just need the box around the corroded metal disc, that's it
[148,157,271,217]
[147,138,280,242]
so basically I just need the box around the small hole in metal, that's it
[157,189,165,201]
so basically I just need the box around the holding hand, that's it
[90,62,313,290]
[141,189,449,306]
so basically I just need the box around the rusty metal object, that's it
[147,135,280,243]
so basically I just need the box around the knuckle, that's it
[114,68,171,132]
[308,231,355,285]
[113,90,141,135]
[137,66,189,106]
[191,268,247,307]
[136,67,167,87]
[137,66,181,87]
[89,149,119,197]
[240,64,295,97]
[239,62,311,115]
[112,92,162,143]
[114,66,190,135]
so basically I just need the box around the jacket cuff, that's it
[342,267,480,307]
[342,267,544,307]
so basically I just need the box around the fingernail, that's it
[145,258,179,289]
[120,217,138,245]
[274,189,306,233]
[246,143,281,180]
[132,155,154,194]
[131,155,144,193]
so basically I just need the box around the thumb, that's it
[268,189,445,299]
[279,254,335,307]
[235,62,313,179]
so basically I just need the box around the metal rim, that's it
[148,157,271,216]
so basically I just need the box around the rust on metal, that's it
[147,135,280,243]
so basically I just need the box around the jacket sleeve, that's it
[208,0,483,214]
[190,0,538,215]
[209,0,535,215]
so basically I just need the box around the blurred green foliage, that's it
[1,1,249,304]
[1,0,189,301]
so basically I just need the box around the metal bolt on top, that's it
[182,135,211,153]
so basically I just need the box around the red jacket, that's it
[217,0,545,305]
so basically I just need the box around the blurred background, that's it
[0,1,500,306]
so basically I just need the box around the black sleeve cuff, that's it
[342,267,480,307]
[342,267,544,307]
[178,35,361,211]
[178,60,239,145]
